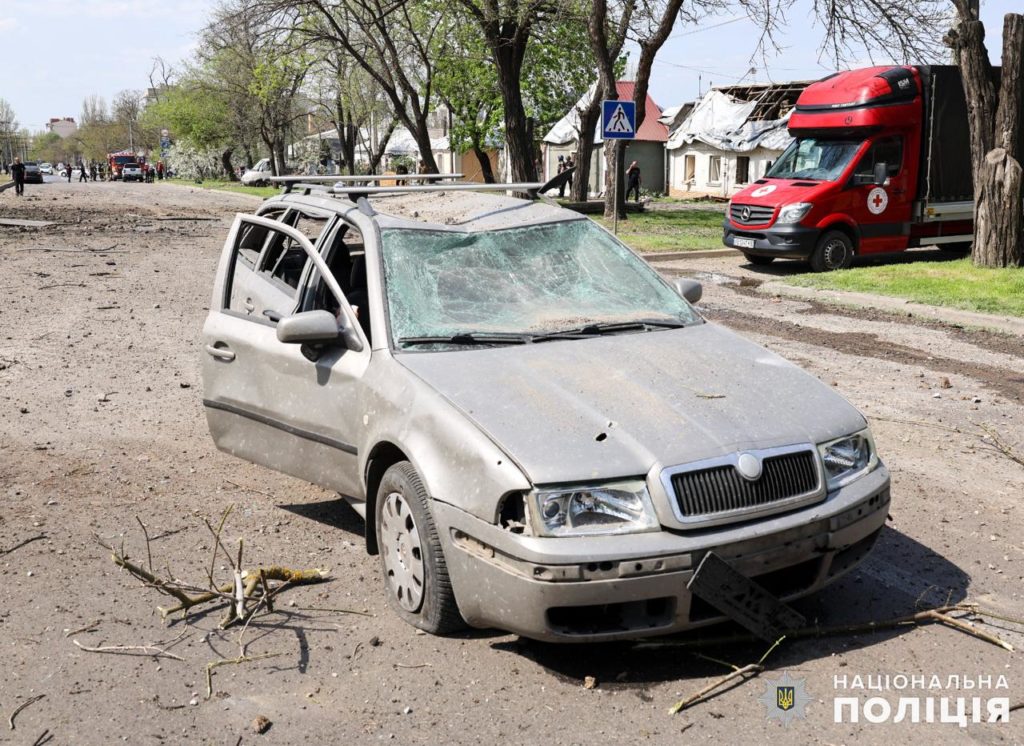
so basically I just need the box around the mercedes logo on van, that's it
[736,452,763,481]
[741,206,751,222]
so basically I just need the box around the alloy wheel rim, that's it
[380,492,425,612]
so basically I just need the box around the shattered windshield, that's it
[767,138,863,181]
[381,220,700,348]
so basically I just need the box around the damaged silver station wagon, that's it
[201,179,891,642]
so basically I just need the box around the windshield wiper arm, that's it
[398,332,530,347]
[531,319,687,342]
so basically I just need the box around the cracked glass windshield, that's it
[381,219,700,348]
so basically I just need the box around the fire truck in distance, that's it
[108,151,148,181]
[723,66,994,271]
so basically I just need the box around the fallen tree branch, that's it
[668,637,784,714]
[0,534,46,557]
[206,653,282,698]
[72,639,185,661]
[976,422,1024,469]
[8,694,45,731]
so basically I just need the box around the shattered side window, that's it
[381,220,700,344]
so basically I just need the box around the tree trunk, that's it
[472,143,495,183]
[952,10,1024,267]
[221,148,236,181]
[572,96,602,202]
[410,118,440,174]
[493,37,537,183]
[973,148,1023,267]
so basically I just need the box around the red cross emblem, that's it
[872,193,884,209]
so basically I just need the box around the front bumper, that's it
[723,219,820,260]
[434,466,890,642]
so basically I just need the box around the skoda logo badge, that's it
[741,206,751,222]
[737,453,762,481]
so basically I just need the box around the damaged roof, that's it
[665,80,811,153]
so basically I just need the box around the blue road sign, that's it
[602,100,636,139]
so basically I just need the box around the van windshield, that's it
[766,138,863,181]
[380,220,701,348]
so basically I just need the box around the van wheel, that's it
[375,462,464,635]
[810,230,854,272]
[743,253,775,266]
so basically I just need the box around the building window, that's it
[709,156,722,185]
[684,154,696,182]
[736,156,750,185]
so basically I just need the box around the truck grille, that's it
[670,449,820,522]
[730,203,775,226]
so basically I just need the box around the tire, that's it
[743,253,775,266]
[810,230,855,272]
[375,462,464,635]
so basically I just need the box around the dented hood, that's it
[397,323,866,485]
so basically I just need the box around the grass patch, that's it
[789,258,1024,317]
[593,208,726,253]
[164,178,278,199]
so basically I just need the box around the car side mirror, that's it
[873,162,888,186]
[673,278,703,304]
[276,310,342,345]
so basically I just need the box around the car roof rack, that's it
[329,182,547,198]
[271,173,464,194]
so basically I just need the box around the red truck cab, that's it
[724,66,975,270]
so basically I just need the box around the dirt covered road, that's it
[1,181,1022,744]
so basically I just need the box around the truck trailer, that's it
[722,65,997,271]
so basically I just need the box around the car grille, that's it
[730,203,775,226]
[671,449,819,520]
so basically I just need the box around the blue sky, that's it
[0,0,1018,130]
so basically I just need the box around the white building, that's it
[45,117,77,139]
[665,82,808,198]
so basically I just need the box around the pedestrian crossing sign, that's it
[602,100,636,139]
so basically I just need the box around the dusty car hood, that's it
[397,323,866,484]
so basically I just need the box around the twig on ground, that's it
[206,653,282,698]
[8,694,45,730]
[394,663,432,669]
[72,639,185,661]
[135,516,153,573]
[64,619,103,638]
[31,728,53,746]
[0,534,46,556]
[668,637,785,714]
[976,422,1024,469]
[288,606,374,617]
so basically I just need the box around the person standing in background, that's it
[11,156,25,196]
[626,160,641,202]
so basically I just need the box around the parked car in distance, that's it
[201,184,891,642]
[23,161,43,184]
[240,158,273,187]
[121,162,144,182]
[39,162,54,175]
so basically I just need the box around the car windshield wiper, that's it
[398,332,531,348]
[533,319,687,341]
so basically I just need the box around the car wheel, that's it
[375,462,463,635]
[743,253,775,266]
[810,230,855,272]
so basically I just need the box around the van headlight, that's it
[776,202,813,224]
[529,479,659,537]
[818,429,878,490]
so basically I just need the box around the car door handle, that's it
[205,344,236,362]
[263,309,283,322]
[244,298,255,312]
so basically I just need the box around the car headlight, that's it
[528,479,659,537]
[818,429,878,490]
[776,202,813,224]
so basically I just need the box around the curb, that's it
[760,281,1024,336]
[643,249,735,261]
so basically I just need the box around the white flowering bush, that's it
[166,139,226,180]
